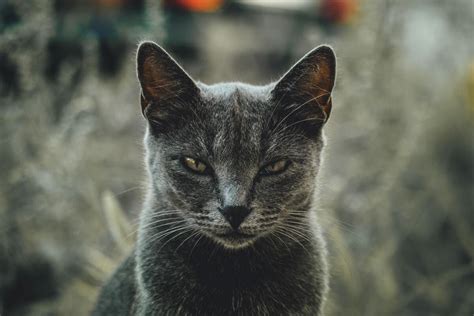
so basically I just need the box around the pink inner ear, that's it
[142,56,165,101]
[310,58,334,100]
[298,57,334,122]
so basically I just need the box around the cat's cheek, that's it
[165,171,215,205]
[257,173,303,193]
[252,186,289,210]
[254,173,309,208]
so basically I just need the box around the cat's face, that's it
[137,43,336,249]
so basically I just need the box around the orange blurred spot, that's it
[320,0,359,24]
[174,0,224,12]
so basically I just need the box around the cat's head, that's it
[137,42,336,250]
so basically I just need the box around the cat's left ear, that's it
[271,45,336,123]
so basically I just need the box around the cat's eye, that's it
[182,157,208,174]
[260,159,291,176]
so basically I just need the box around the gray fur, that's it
[93,42,336,316]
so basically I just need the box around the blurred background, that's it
[0,0,473,315]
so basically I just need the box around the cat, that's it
[93,41,336,316]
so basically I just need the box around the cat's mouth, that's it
[216,231,255,240]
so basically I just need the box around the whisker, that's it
[269,230,292,253]
[175,230,201,254]
[156,228,195,253]
[188,233,205,260]
[129,214,184,236]
[145,224,189,244]
[141,219,186,231]
[130,209,181,226]
[275,227,311,254]
[280,225,312,244]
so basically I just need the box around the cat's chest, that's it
[147,266,320,316]
[149,290,317,316]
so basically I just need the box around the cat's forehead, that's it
[197,82,272,109]
[156,81,315,162]
[192,83,269,162]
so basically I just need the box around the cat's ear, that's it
[271,45,336,125]
[136,41,199,120]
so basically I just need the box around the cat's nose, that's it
[218,206,252,230]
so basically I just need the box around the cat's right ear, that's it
[136,42,199,121]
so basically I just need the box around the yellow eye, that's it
[183,157,208,174]
[262,159,290,175]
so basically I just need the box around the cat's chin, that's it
[210,231,258,250]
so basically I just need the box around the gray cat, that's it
[93,41,336,316]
